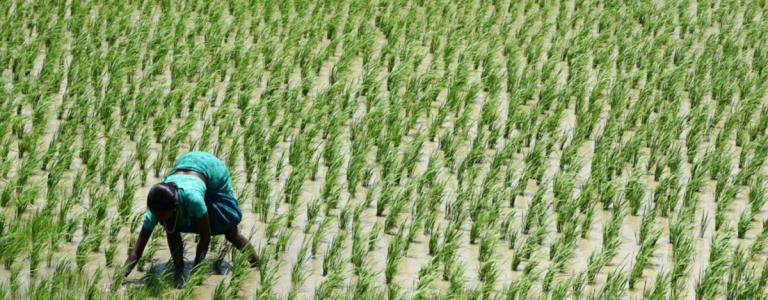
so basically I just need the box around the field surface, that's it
[1,0,768,299]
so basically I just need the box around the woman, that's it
[123,151,258,286]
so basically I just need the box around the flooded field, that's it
[1,0,767,299]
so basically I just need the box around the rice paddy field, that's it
[2,0,768,298]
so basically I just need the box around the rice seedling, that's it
[177,259,211,299]
[699,212,710,239]
[642,270,670,300]
[413,256,439,299]
[385,228,408,285]
[254,258,281,300]
[315,262,346,300]
[737,208,754,239]
[596,267,628,299]
[322,231,346,277]
[629,229,662,289]
[695,227,734,299]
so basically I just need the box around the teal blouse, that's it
[142,173,207,231]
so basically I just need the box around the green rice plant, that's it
[439,131,460,170]
[254,170,273,222]
[338,201,354,231]
[477,258,497,298]
[469,211,486,245]
[541,262,561,293]
[384,195,407,234]
[350,263,381,297]
[401,134,426,178]
[749,229,768,258]
[414,256,439,299]
[511,236,535,272]
[580,203,595,239]
[376,181,395,217]
[7,262,21,298]
[315,262,346,300]
[284,164,306,205]
[153,150,167,179]
[670,229,694,295]
[597,267,628,299]
[641,270,670,299]
[549,274,573,300]
[136,129,151,171]
[522,188,546,235]
[75,234,96,271]
[322,231,347,276]
[478,229,497,264]
[286,201,299,229]
[515,256,541,299]
[585,248,608,284]
[440,224,461,280]
[364,220,382,252]
[629,229,662,289]
[439,258,464,296]
[638,206,657,245]
[694,227,734,299]
[351,225,369,271]
[652,174,678,218]
[0,182,14,208]
[699,212,710,238]
[723,246,759,299]
[276,228,293,255]
[14,184,39,218]
[288,242,310,300]
[274,150,289,181]
[405,218,422,252]
[599,179,620,210]
[213,242,232,274]
[105,241,118,267]
[265,214,284,241]
[553,172,575,208]
[602,205,625,250]
[625,173,646,216]
[760,259,768,288]
[428,226,441,256]
[14,153,42,193]
[385,230,406,285]
[554,194,578,234]
[254,258,281,300]
[550,224,578,269]
[304,197,322,233]
[748,178,766,215]
[118,173,138,219]
[695,253,731,300]
[737,208,754,239]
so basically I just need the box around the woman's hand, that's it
[173,268,185,289]
[124,228,153,278]
[123,252,139,277]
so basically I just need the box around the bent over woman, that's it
[123,151,258,285]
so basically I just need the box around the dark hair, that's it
[147,182,179,211]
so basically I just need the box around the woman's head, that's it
[147,182,179,221]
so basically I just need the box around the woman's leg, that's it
[223,226,259,267]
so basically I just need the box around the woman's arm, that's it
[124,227,153,277]
[194,213,211,265]
[167,230,185,273]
